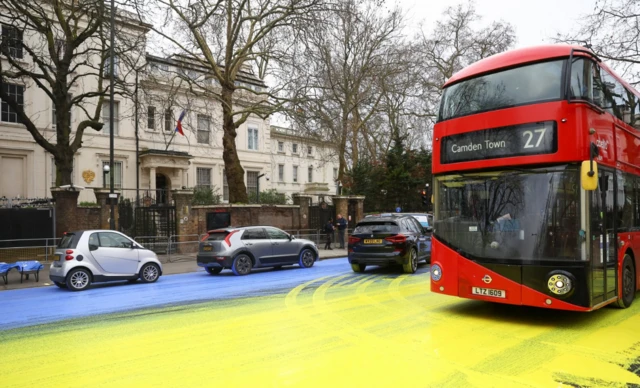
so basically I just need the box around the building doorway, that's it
[156,173,169,205]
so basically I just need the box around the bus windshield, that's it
[439,59,565,121]
[434,165,582,261]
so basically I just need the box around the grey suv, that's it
[197,226,319,275]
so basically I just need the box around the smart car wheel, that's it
[351,263,366,273]
[299,249,315,268]
[232,254,253,276]
[140,263,160,283]
[402,249,418,274]
[205,267,223,275]
[53,281,67,289]
[66,268,91,291]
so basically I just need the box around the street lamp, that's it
[108,0,116,230]
[103,164,110,189]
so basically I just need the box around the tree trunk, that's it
[221,87,248,203]
[53,151,74,187]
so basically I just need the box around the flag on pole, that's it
[175,109,186,136]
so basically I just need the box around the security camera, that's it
[265,175,270,181]
[103,164,110,173]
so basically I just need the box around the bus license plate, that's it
[472,287,506,299]
[363,239,383,244]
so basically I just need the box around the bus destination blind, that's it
[440,121,557,164]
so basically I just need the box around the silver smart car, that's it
[49,230,163,291]
[197,226,319,275]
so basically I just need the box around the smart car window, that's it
[58,233,75,248]
[242,228,267,240]
[98,232,132,248]
[88,233,99,247]
[266,228,289,239]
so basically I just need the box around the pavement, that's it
[0,247,348,291]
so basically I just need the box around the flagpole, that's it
[165,130,176,151]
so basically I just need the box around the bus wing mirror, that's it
[581,160,598,191]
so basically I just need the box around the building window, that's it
[52,94,72,128]
[102,161,123,188]
[277,141,284,153]
[101,101,120,135]
[196,167,211,188]
[197,115,210,144]
[147,106,156,130]
[248,127,258,150]
[51,157,74,186]
[247,171,259,197]
[103,55,119,77]
[292,143,298,154]
[293,166,298,183]
[164,108,172,132]
[307,146,313,156]
[54,39,67,59]
[308,166,313,183]
[278,164,284,182]
[0,83,23,123]
[333,168,338,181]
[223,170,229,201]
[1,24,23,59]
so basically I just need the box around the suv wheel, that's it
[140,263,161,283]
[66,268,91,291]
[351,263,366,273]
[299,249,315,268]
[402,249,418,274]
[232,254,253,276]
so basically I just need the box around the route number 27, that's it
[522,128,547,148]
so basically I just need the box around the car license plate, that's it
[471,287,506,298]
[203,246,212,251]
[363,239,383,244]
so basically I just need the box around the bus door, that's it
[590,170,618,305]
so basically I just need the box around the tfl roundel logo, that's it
[482,275,492,284]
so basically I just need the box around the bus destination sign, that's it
[440,121,557,164]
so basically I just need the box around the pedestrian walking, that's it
[324,218,335,250]
[336,214,347,249]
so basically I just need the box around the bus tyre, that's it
[351,263,366,273]
[614,254,636,309]
[403,249,418,274]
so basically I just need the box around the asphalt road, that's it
[3,258,640,387]
[0,258,358,330]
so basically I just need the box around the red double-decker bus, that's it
[430,44,640,311]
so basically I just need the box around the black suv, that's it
[348,214,431,274]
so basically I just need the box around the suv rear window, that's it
[204,231,229,241]
[353,222,400,234]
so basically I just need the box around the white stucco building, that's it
[0,7,337,205]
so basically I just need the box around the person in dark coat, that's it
[324,218,335,250]
[336,214,347,249]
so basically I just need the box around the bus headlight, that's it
[431,263,442,282]
[548,273,572,295]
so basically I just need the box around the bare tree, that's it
[414,2,515,130]
[136,0,324,203]
[0,0,148,186]
[285,0,406,182]
[558,0,640,84]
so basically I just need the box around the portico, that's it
[139,150,192,204]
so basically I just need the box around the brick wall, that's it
[189,205,302,235]
[76,207,102,230]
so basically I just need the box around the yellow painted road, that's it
[3,269,640,387]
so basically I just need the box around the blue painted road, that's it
[0,258,361,330]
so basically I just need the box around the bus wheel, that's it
[614,254,636,309]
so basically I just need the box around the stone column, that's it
[182,168,188,188]
[292,194,312,230]
[149,167,156,191]
[51,188,80,238]
[332,196,349,221]
[94,188,120,230]
[172,189,196,252]
[350,195,366,224]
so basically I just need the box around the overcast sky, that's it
[397,0,596,47]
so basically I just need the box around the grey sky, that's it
[398,0,595,47]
